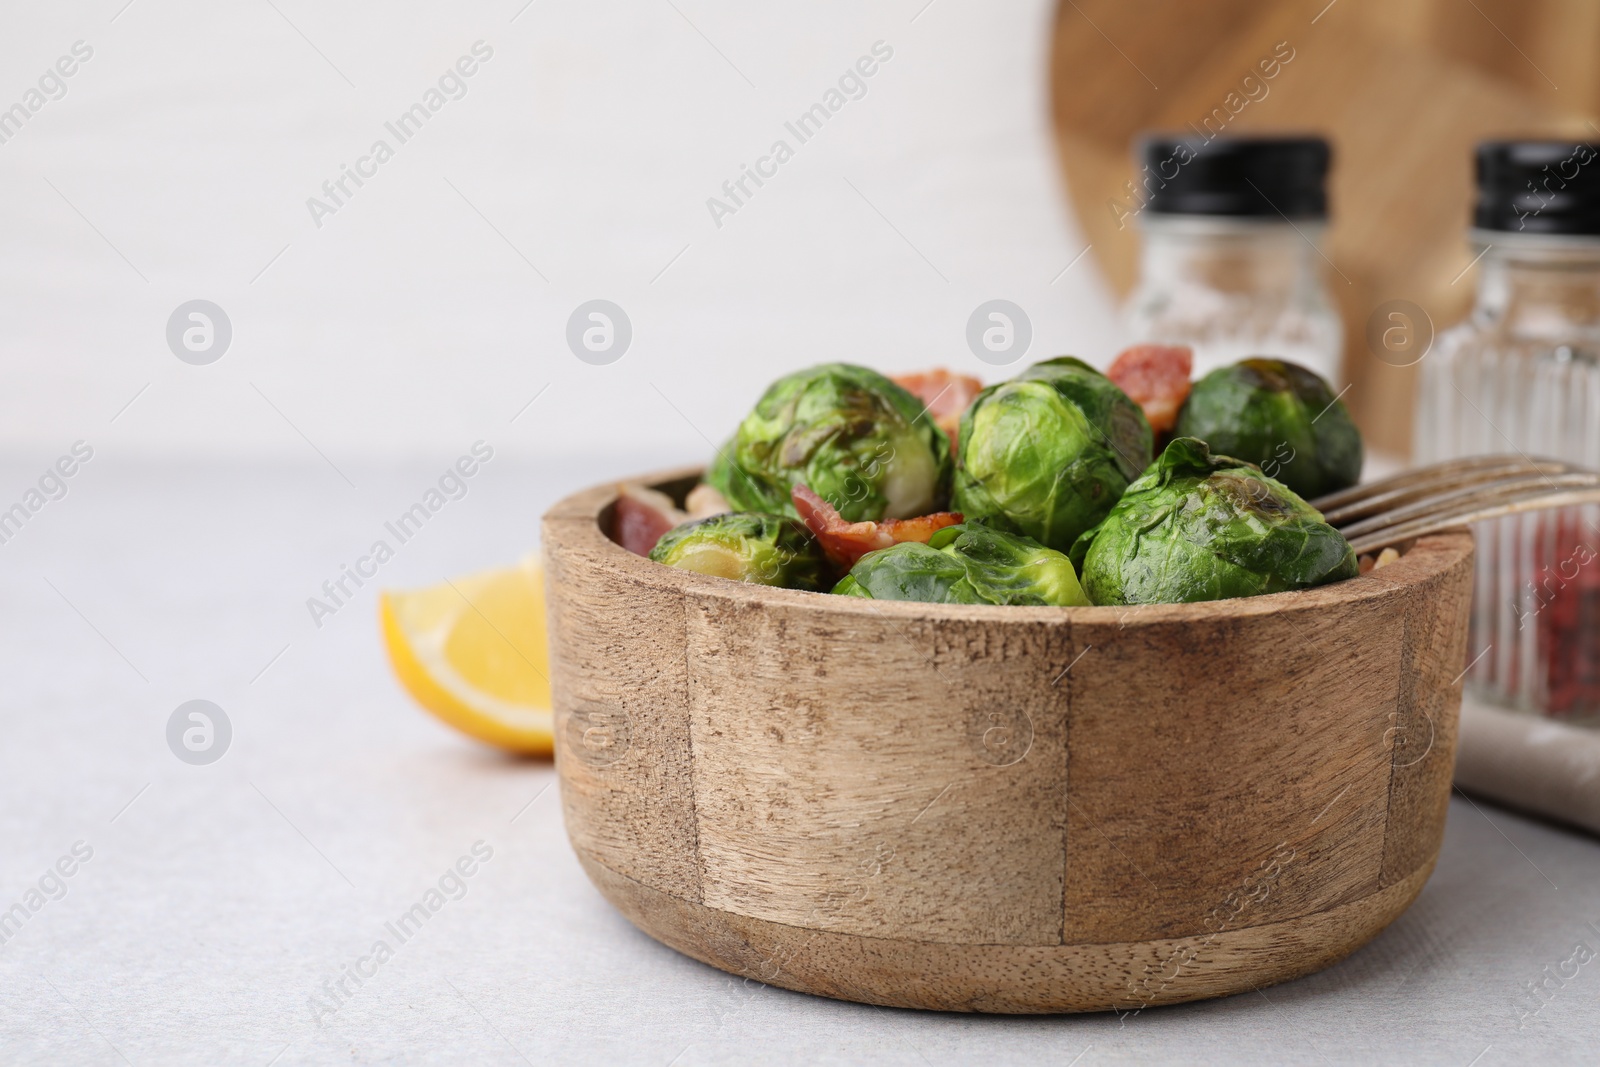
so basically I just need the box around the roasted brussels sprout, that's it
[951,356,1153,552]
[1174,358,1362,499]
[707,363,952,524]
[1070,437,1358,605]
[648,512,831,591]
[833,523,1090,607]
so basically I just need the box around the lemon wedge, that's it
[380,556,553,755]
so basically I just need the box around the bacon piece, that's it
[892,369,984,448]
[1106,344,1194,434]
[792,484,963,569]
[613,484,686,557]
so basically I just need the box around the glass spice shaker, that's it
[1123,135,1344,384]
[1415,140,1600,723]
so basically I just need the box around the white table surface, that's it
[2,458,1599,1067]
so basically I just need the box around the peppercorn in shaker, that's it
[1415,140,1600,722]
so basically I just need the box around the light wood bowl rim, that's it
[546,464,1474,623]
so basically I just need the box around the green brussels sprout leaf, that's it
[834,523,1090,607]
[952,356,1153,553]
[707,363,953,524]
[1174,358,1362,499]
[1071,436,1358,605]
[649,512,831,591]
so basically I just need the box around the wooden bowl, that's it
[542,468,1474,1013]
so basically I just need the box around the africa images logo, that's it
[0,441,94,547]
[1107,40,1297,229]
[0,40,93,147]
[305,41,494,229]
[306,442,494,628]
[0,841,94,954]
[308,841,494,1024]
[704,41,894,229]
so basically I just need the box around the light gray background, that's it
[0,0,1120,465]
[3,1,1596,1064]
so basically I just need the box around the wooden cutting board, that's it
[1048,0,1600,457]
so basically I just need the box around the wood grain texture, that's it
[1063,598,1402,943]
[544,471,1475,1012]
[543,476,705,902]
[1373,535,1475,885]
[578,851,1437,1014]
[684,593,1072,945]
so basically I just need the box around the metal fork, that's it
[1309,455,1600,555]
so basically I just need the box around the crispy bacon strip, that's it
[1106,344,1194,434]
[892,368,984,449]
[613,484,686,557]
[792,484,962,569]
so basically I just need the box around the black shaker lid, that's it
[1136,135,1330,220]
[1474,140,1600,235]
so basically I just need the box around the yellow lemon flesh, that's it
[380,556,553,755]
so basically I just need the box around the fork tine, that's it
[1312,460,1574,524]
[1310,455,1523,511]
[1335,471,1600,537]
[1312,455,1578,519]
[1320,466,1542,524]
[1346,486,1600,555]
